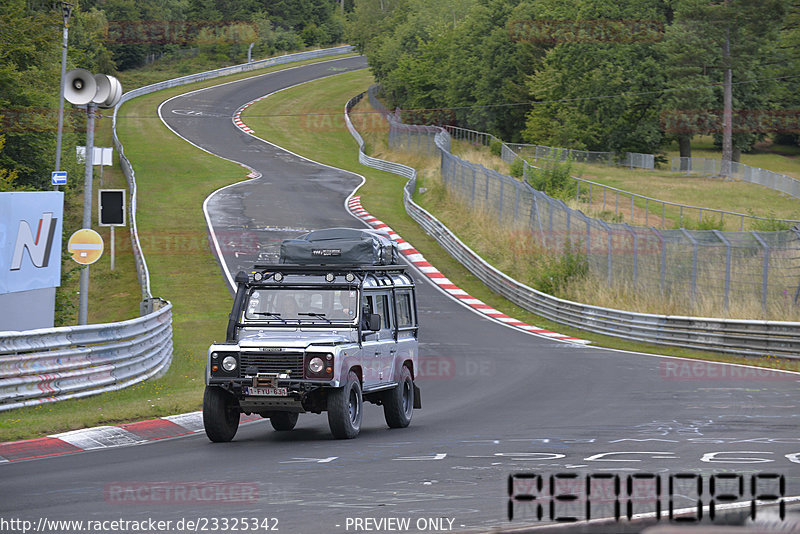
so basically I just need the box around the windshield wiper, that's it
[298,312,331,323]
[252,311,287,322]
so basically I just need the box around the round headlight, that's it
[211,352,219,360]
[222,355,237,372]
[308,357,324,374]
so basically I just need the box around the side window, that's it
[364,294,375,315]
[375,294,391,330]
[396,291,413,328]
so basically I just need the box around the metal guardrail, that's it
[346,91,800,358]
[0,302,173,412]
[0,47,355,412]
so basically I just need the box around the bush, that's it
[510,158,524,178]
[526,153,576,201]
[489,138,503,157]
[533,242,589,296]
[673,215,724,231]
[750,210,792,231]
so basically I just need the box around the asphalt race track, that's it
[2,56,799,534]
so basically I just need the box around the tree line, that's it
[348,0,799,160]
[1,0,352,190]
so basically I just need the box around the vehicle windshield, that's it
[244,288,359,323]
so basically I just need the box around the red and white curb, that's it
[347,196,589,344]
[0,412,260,463]
[233,97,266,134]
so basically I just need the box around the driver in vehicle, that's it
[335,290,357,319]
[279,293,298,316]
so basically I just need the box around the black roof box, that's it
[279,228,400,266]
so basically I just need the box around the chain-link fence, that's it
[505,142,654,169]
[374,94,800,316]
[672,157,800,200]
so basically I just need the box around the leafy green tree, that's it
[523,0,669,154]
[664,0,786,169]
[0,135,22,192]
[771,0,800,147]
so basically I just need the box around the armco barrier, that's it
[345,92,800,358]
[0,302,172,412]
[0,47,354,412]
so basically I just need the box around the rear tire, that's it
[327,371,363,439]
[269,411,299,431]
[203,386,240,442]
[383,366,414,428]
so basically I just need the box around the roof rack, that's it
[251,264,407,273]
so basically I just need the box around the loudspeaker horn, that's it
[92,74,112,105]
[64,69,97,106]
[99,75,122,108]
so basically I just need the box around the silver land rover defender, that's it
[203,228,420,440]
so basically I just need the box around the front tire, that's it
[384,366,414,428]
[269,411,299,431]
[203,386,240,442]
[327,371,363,439]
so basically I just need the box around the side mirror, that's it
[367,314,381,331]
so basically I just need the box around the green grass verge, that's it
[0,54,356,442]
[242,71,800,375]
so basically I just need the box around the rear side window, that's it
[396,291,414,328]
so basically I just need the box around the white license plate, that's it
[244,386,288,396]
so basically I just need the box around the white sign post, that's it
[77,146,113,185]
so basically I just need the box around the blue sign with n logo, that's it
[0,192,64,294]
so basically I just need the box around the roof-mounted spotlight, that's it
[273,272,284,282]
[345,272,355,283]
[325,273,335,282]
[253,272,264,282]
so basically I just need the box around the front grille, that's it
[239,352,304,377]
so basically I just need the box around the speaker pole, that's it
[78,103,95,326]
[53,2,73,191]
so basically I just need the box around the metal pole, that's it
[53,3,73,191]
[751,231,770,314]
[680,229,699,309]
[712,230,731,312]
[111,225,115,271]
[78,103,96,326]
